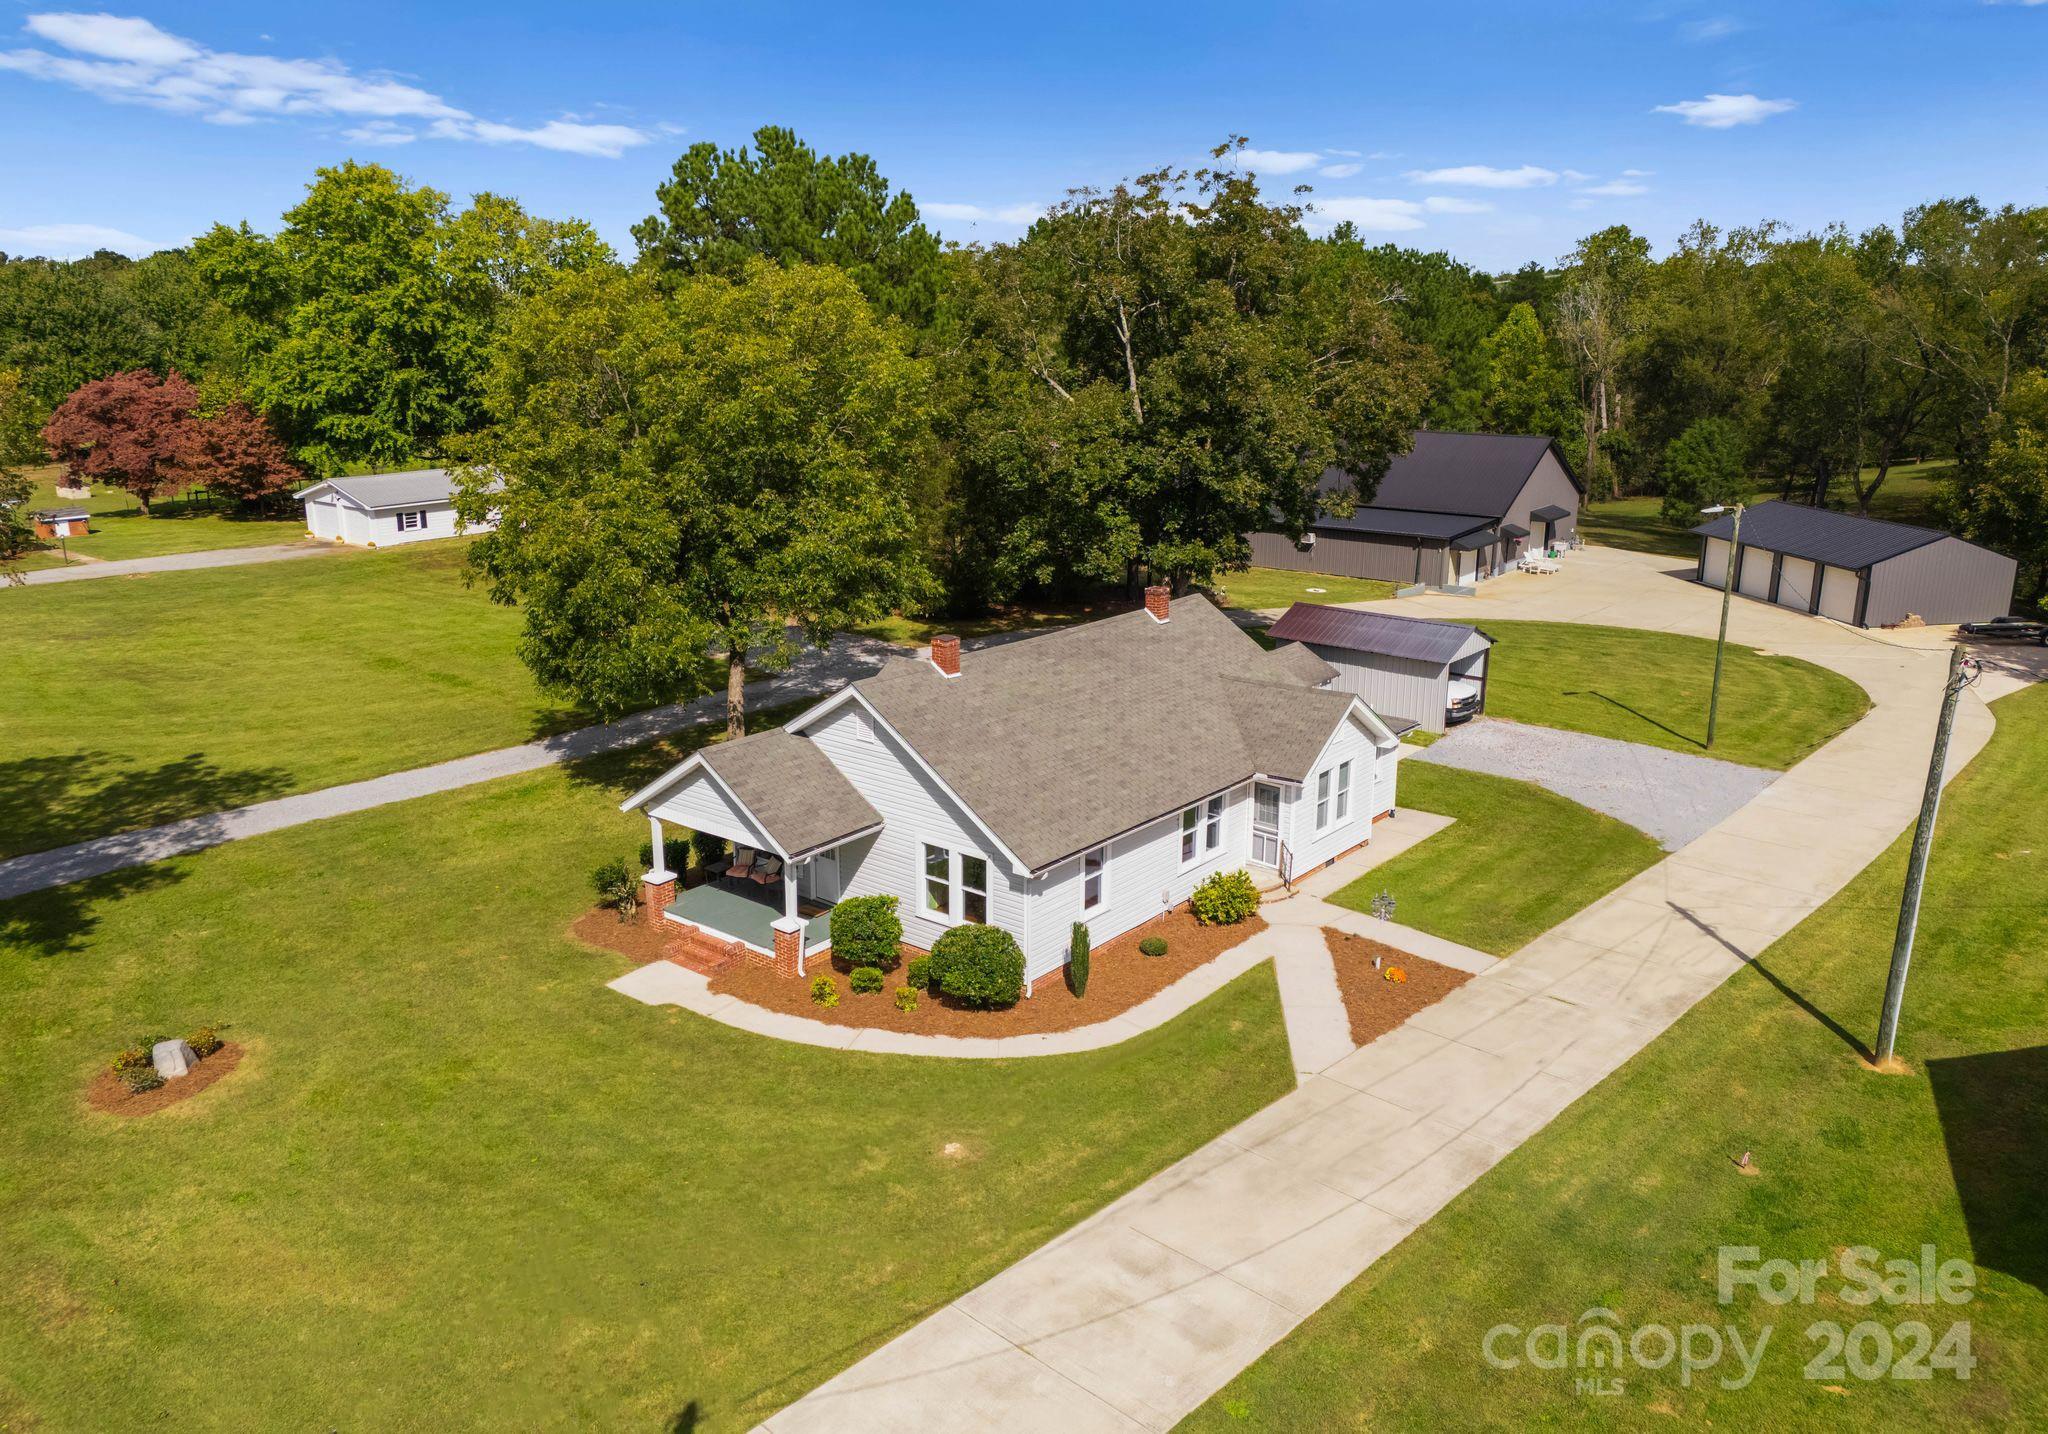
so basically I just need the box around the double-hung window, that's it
[1316,769,1333,829]
[1181,795,1226,866]
[1180,806,1201,863]
[1203,794,1224,852]
[923,843,951,916]
[1082,845,1107,912]
[960,854,988,923]
[1335,761,1352,822]
[921,843,990,924]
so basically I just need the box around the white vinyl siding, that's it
[647,769,776,854]
[1286,715,1385,873]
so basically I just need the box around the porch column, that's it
[640,815,677,927]
[784,861,800,921]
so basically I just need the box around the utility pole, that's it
[1874,643,1972,1065]
[1703,502,1744,751]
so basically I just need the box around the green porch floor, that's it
[669,882,832,949]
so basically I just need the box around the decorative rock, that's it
[152,1038,199,1079]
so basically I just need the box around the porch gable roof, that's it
[625,729,881,860]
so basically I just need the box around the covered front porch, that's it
[668,881,833,956]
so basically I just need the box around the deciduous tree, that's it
[189,402,302,509]
[41,368,201,513]
[1480,303,1578,446]
[1659,417,1749,527]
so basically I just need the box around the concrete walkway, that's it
[759,547,1997,1433]
[9,541,340,586]
[0,633,910,900]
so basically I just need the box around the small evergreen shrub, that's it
[1190,868,1259,926]
[831,894,903,970]
[809,974,840,1008]
[591,857,638,920]
[119,1065,164,1094]
[638,834,691,875]
[1067,922,1090,998]
[894,986,919,1013]
[1139,936,1169,958]
[849,965,884,995]
[931,924,1025,1008]
[689,830,727,869]
[109,1045,149,1076]
[187,1026,223,1058]
[906,955,933,991]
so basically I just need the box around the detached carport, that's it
[1693,501,2016,628]
[1266,603,1494,734]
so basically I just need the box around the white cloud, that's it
[1423,196,1491,214]
[1622,167,1655,177]
[1404,163,1560,189]
[1681,16,1745,41]
[1235,148,1322,174]
[1306,197,1427,232]
[1319,161,1362,178]
[1579,180,1649,196]
[0,221,162,257]
[924,201,1044,226]
[0,11,652,155]
[1654,92,1796,127]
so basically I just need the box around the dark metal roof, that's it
[1310,506,1494,541]
[1317,430,1577,521]
[1266,604,1493,665]
[1689,500,1950,570]
[1530,504,1572,522]
[1449,527,1499,551]
[1499,522,1530,539]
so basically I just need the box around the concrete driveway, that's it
[1416,717,1779,851]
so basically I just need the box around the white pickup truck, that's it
[1447,677,1482,725]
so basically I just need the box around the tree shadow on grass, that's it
[1667,902,1872,1059]
[0,752,293,958]
[558,699,817,805]
[1927,1045,2048,1294]
[1565,690,1706,751]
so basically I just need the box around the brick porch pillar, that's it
[772,917,805,978]
[640,872,676,927]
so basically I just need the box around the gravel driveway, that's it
[1414,718,1779,850]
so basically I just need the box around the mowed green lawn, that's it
[0,740,1296,1430]
[0,542,595,858]
[11,465,305,565]
[1482,620,1869,771]
[1213,567,1400,611]
[1332,761,1662,956]
[1191,684,2048,1430]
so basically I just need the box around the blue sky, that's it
[1,2,2044,272]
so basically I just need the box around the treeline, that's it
[5,129,2048,602]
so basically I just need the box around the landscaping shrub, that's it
[109,1045,149,1075]
[689,830,727,869]
[1067,922,1090,997]
[1139,936,1169,958]
[187,1026,223,1058]
[831,894,902,970]
[1190,868,1259,926]
[894,986,918,1013]
[638,834,691,875]
[849,965,884,995]
[906,955,933,991]
[119,1065,164,1094]
[809,974,839,1008]
[591,857,638,921]
[930,924,1025,1009]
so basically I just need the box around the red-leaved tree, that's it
[190,402,303,509]
[41,369,203,514]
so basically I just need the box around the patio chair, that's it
[726,848,757,885]
[748,856,783,888]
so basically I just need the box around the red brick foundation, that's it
[772,923,804,978]
[640,875,676,926]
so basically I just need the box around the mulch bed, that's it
[86,1043,245,1117]
[570,907,673,964]
[1323,929,1473,1047]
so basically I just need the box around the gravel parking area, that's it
[1414,717,1779,850]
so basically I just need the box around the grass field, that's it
[1191,681,2048,1431]
[1210,568,1400,611]
[1481,620,1869,771]
[10,465,305,565]
[0,541,600,858]
[0,733,1296,1430]
[1331,761,1662,956]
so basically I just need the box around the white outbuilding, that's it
[296,469,499,548]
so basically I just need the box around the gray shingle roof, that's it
[1258,641,1339,686]
[1266,604,1491,665]
[849,596,1377,872]
[295,468,499,510]
[699,728,881,858]
[1690,500,1949,570]
[1318,431,1575,522]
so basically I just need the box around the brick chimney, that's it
[930,633,961,677]
[1144,584,1171,623]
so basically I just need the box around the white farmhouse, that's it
[621,587,1405,991]
[295,469,498,547]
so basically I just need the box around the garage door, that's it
[1775,556,1817,612]
[1700,538,1733,588]
[1738,546,1774,599]
[1818,565,1861,624]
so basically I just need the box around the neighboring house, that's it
[1266,604,1494,735]
[1691,501,2017,628]
[621,588,1404,990]
[295,469,499,547]
[1250,430,1582,590]
[30,508,89,540]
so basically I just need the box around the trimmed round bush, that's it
[849,965,884,995]
[1139,936,1169,958]
[809,974,840,1008]
[930,923,1025,1009]
[831,894,903,970]
[1190,868,1259,926]
[905,955,933,991]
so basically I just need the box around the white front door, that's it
[1251,783,1282,867]
[798,849,841,904]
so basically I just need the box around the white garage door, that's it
[1701,538,1733,588]
[1819,565,1860,624]
[1775,556,1817,612]
[1738,546,1774,599]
